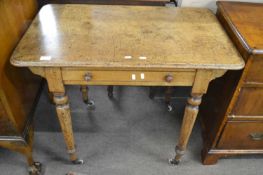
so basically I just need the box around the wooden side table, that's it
[200,1,263,165]
[10,4,244,165]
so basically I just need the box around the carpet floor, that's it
[0,86,262,175]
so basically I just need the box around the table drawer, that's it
[217,121,263,149]
[61,69,196,86]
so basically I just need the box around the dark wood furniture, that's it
[0,0,42,174]
[10,4,244,165]
[200,1,263,165]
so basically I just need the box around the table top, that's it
[217,1,263,55]
[11,4,244,70]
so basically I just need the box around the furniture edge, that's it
[217,1,263,56]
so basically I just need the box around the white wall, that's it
[178,0,263,13]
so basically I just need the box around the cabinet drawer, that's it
[245,57,263,84]
[61,69,196,86]
[218,121,263,149]
[232,87,263,116]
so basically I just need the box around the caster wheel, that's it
[28,162,42,175]
[167,105,173,112]
[169,158,180,165]
[86,100,95,110]
[72,159,84,165]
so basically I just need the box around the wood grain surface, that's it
[10,4,244,70]
[217,1,263,55]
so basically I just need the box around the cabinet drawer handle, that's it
[84,73,92,81]
[249,133,263,141]
[165,74,173,83]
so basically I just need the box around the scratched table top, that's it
[11,4,244,70]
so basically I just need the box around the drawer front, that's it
[61,69,196,86]
[245,57,263,84]
[218,121,263,149]
[232,87,263,116]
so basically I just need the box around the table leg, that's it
[80,85,89,104]
[80,85,95,109]
[169,93,202,165]
[53,92,84,164]
[165,87,173,112]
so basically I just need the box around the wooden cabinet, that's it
[200,1,263,165]
[0,0,42,174]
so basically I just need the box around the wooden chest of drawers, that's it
[0,0,42,173]
[200,1,263,164]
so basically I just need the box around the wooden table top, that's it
[217,1,263,55]
[11,4,244,70]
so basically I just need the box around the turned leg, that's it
[80,85,95,109]
[107,85,114,98]
[165,87,173,112]
[53,93,84,164]
[169,93,202,165]
[80,85,89,104]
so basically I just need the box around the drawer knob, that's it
[84,73,92,81]
[165,74,173,83]
[249,133,263,141]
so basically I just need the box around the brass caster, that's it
[72,159,84,165]
[28,162,42,175]
[167,104,173,112]
[169,158,180,165]
[86,100,95,110]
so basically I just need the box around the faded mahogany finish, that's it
[200,1,263,165]
[0,0,42,174]
[11,4,244,164]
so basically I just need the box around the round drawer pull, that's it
[165,74,173,83]
[84,73,92,81]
